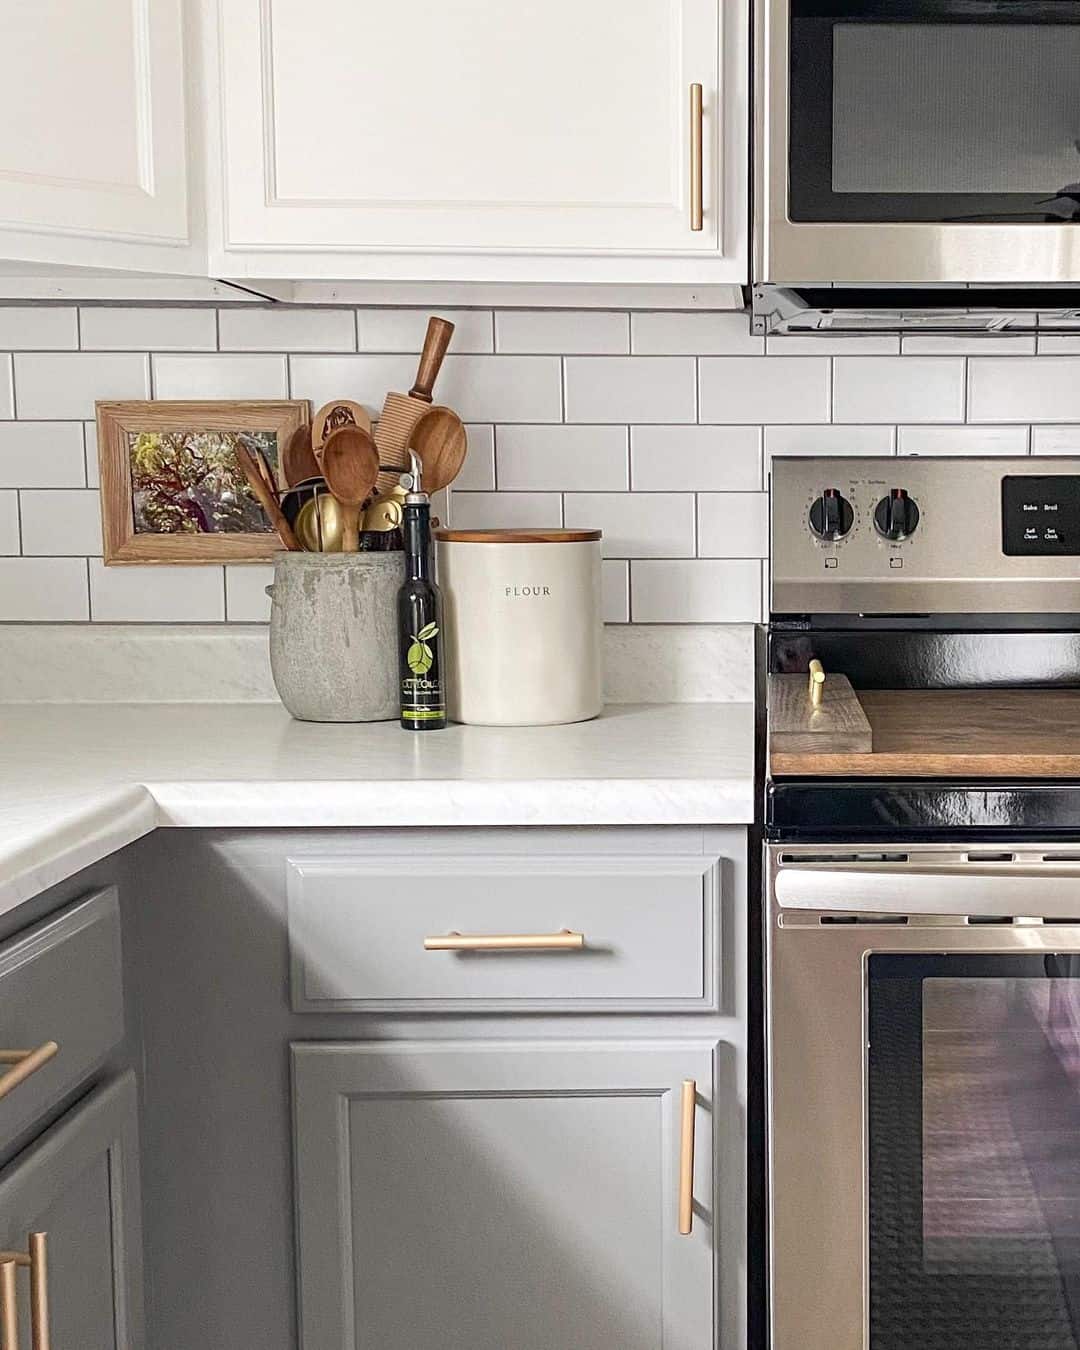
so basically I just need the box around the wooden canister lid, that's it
[434,528,601,544]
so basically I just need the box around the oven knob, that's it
[874,488,920,541]
[808,489,854,541]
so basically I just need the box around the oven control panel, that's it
[771,456,1080,616]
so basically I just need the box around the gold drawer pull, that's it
[689,84,704,231]
[0,1045,58,1103]
[423,930,585,952]
[678,1079,697,1235]
[0,1233,50,1350]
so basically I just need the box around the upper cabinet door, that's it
[0,0,193,271]
[218,0,725,256]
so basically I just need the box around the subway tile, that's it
[901,334,1035,355]
[631,311,763,355]
[14,352,149,419]
[0,423,86,488]
[601,559,629,623]
[631,426,761,491]
[152,354,288,400]
[1036,336,1080,354]
[697,492,769,558]
[630,559,761,622]
[89,559,225,622]
[225,565,274,622]
[20,489,102,556]
[767,334,899,355]
[764,425,895,460]
[496,426,628,491]
[898,425,1028,456]
[833,357,964,423]
[80,307,216,351]
[1032,426,1080,455]
[0,307,77,350]
[563,492,694,559]
[0,558,88,620]
[289,354,414,415]
[700,356,830,424]
[447,491,562,530]
[357,309,494,354]
[564,357,696,424]
[0,492,18,554]
[969,357,1080,423]
[453,425,495,491]
[218,307,356,353]
[84,422,99,488]
[496,310,628,354]
[0,356,11,418]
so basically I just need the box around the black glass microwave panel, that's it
[1003,476,1080,556]
[869,953,1080,1349]
[789,1,1080,224]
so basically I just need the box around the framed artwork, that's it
[96,399,310,563]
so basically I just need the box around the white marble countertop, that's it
[0,701,755,915]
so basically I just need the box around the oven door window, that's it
[789,2,1080,223]
[869,954,1080,1349]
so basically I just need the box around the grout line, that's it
[961,356,969,422]
[214,308,221,352]
[14,489,22,556]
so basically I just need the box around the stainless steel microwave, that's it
[755,0,1080,288]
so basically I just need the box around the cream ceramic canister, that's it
[434,528,603,726]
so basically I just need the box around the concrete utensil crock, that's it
[267,552,404,722]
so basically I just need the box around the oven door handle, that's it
[774,866,1080,919]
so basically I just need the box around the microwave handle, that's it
[774,865,1080,919]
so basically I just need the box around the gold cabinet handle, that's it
[808,658,825,709]
[0,1045,58,1103]
[0,1234,49,1350]
[689,84,704,231]
[423,930,585,952]
[678,1079,697,1235]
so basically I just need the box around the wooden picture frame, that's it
[96,399,310,564]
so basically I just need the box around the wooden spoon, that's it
[311,400,373,463]
[321,425,379,553]
[233,441,300,550]
[282,423,321,488]
[408,406,468,493]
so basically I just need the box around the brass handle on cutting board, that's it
[808,659,825,708]
[689,84,704,231]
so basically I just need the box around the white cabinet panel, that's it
[219,0,727,257]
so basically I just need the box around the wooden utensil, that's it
[311,400,372,462]
[373,316,455,493]
[282,423,321,488]
[408,406,468,493]
[321,424,379,553]
[233,441,300,551]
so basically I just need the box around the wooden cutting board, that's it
[769,673,873,754]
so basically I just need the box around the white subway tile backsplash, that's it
[697,492,769,558]
[1032,425,1080,454]
[438,356,563,423]
[447,491,562,530]
[0,307,77,350]
[0,356,11,419]
[897,425,1028,456]
[496,310,628,354]
[631,560,761,622]
[601,559,629,623]
[357,309,494,354]
[0,558,88,620]
[631,426,761,491]
[834,357,964,424]
[564,492,695,558]
[1036,336,1080,355]
[766,335,899,355]
[89,559,225,622]
[700,356,830,424]
[218,307,356,353]
[0,423,87,488]
[225,565,275,622]
[969,357,1080,423]
[631,311,763,356]
[764,424,895,459]
[14,352,149,419]
[900,334,1035,355]
[84,422,98,488]
[152,354,288,400]
[454,425,495,490]
[80,307,216,351]
[0,492,18,554]
[289,354,415,413]
[564,357,696,424]
[19,490,102,556]
[496,426,628,491]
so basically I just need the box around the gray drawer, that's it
[287,855,720,1012]
[0,890,124,1150]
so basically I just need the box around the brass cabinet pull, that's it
[0,1045,58,1103]
[423,930,585,952]
[0,1234,49,1350]
[808,658,825,709]
[678,1079,697,1235]
[689,84,704,231]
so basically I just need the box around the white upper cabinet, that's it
[0,0,196,273]
[213,0,747,281]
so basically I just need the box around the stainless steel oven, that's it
[768,844,1080,1350]
[756,0,1080,285]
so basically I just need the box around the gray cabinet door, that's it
[0,1074,144,1350]
[293,1041,716,1350]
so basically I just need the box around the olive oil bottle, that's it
[398,452,446,731]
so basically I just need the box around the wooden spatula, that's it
[373,316,455,494]
[233,442,300,550]
[321,425,379,553]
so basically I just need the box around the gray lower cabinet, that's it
[293,1040,717,1350]
[0,1073,144,1350]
